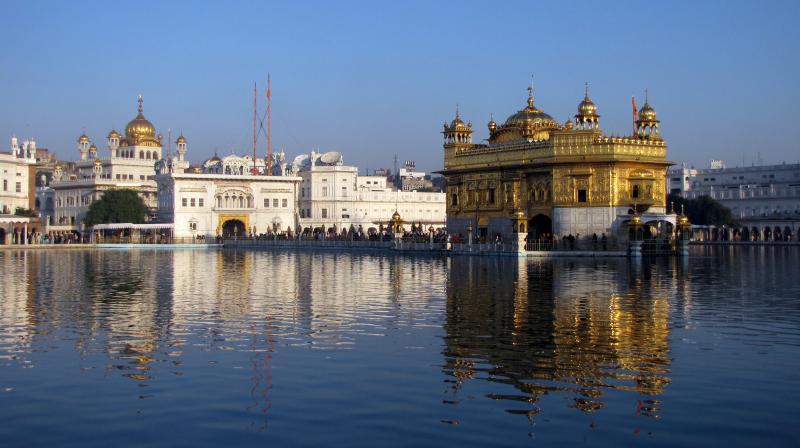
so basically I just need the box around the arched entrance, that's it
[528,214,552,240]
[0,228,5,245]
[222,219,246,238]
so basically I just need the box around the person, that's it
[601,233,607,251]
[568,234,575,250]
[592,233,598,250]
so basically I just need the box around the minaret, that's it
[88,143,98,159]
[10,135,19,157]
[77,132,90,160]
[107,129,120,158]
[176,134,187,162]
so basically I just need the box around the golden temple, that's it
[441,84,673,242]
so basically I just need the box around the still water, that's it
[0,247,798,446]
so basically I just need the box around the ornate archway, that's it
[217,214,250,238]
[222,219,246,238]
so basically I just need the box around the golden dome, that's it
[89,144,97,151]
[123,95,161,147]
[638,102,657,121]
[78,133,89,143]
[391,211,401,221]
[488,114,497,132]
[577,97,598,117]
[176,134,187,144]
[93,158,102,166]
[504,87,556,127]
[576,83,599,118]
[107,129,120,139]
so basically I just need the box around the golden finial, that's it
[527,75,535,108]
[455,103,460,119]
[137,94,143,113]
[584,81,589,99]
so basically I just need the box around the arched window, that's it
[632,185,640,199]
[239,196,244,208]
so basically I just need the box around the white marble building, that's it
[294,150,446,233]
[0,136,38,244]
[43,96,170,227]
[156,153,300,239]
[669,161,800,219]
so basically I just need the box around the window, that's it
[342,214,350,219]
[342,186,347,197]
[577,189,587,203]
[199,198,204,207]
[282,198,288,208]
[632,185,640,198]
[322,186,328,197]
[190,198,196,207]
[15,182,21,193]
[264,198,270,207]
[189,222,197,231]
[321,208,328,218]
[182,198,187,207]
[2,180,6,191]
[140,175,145,180]
[301,188,305,198]
[488,188,495,204]
[273,198,279,208]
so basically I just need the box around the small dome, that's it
[78,133,89,143]
[488,115,497,132]
[89,144,97,151]
[577,97,598,117]
[93,158,102,166]
[639,102,657,121]
[107,129,120,139]
[391,211,401,221]
[176,134,187,144]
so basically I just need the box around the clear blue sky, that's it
[2,0,798,172]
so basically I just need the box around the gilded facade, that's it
[441,85,673,241]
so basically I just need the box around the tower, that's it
[88,143,98,159]
[92,158,103,177]
[176,134,187,162]
[10,135,19,157]
[77,133,90,160]
[442,105,473,158]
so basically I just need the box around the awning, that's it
[91,223,174,230]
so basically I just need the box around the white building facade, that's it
[0,137,38,244]
[669,162,800,219]
[294,151,446,233]
[44,95,171,229]
[156,154,300,239]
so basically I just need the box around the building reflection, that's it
[443,257,672,418]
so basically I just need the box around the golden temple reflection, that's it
[442,257,673,419]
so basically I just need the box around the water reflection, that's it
[3,247,799,445]
[443,257,673,418]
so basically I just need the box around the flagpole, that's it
[267,74,271,177]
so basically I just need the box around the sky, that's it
[2,0,799,173]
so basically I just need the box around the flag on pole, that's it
[631,96,638,134]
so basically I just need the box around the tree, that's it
[84,189,147,226]
[667,193,737,226]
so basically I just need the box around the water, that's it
[0,247,798,447]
